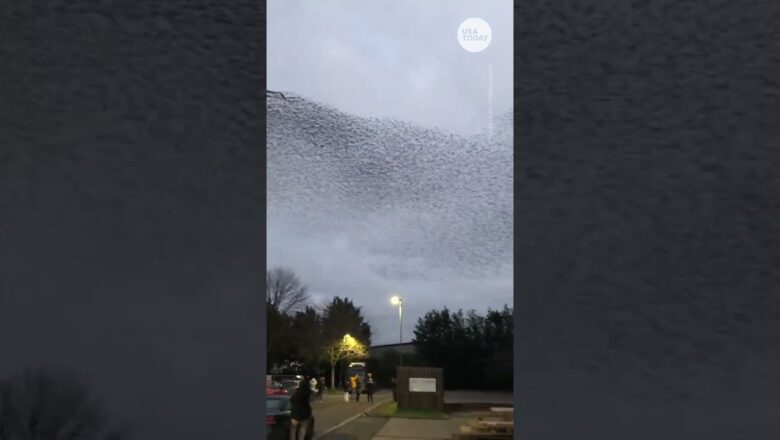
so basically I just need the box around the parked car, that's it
[271,374,303,381]
[266,393,315,440]
[266,381,288,396]
[280,379,300,394]
[266,395,291,440]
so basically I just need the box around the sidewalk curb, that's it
[314,398,392,440]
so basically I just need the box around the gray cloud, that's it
[268,0,513,135]
[268,223,513,345]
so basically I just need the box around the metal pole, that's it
[399,301,403,367]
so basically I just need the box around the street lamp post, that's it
[340,334,352,387]
[390,295,403,367]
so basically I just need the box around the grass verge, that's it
[366,401,448,420]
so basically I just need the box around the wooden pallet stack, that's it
[455,407,513,439]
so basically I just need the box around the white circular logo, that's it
[457,18,492,53]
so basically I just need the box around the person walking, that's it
[343,377,350,402]
[365,373,375,403]
[354,375,362,402]
[349,374,357,402]
[289,376,313,440]
[316,376,325,403]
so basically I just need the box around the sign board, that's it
[397,367,444,411]
[409,377,437,392]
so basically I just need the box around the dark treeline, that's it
[267,299,372,377]
[368,306,514,391]
[267,267,372,384]
[267,267,513,391]
[414,306,513,390]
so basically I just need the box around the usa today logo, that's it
[457,18,492,53]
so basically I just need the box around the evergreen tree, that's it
[413,305,513,390]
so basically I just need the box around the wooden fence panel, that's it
[396,366,444,411]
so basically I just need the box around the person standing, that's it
[289,376,313,440]
[309,376,317,391]
[365,373,375,403]
[309,376,317,402]
[316,376,325,402]
[354,375,362,402]
[349,374,357,401]
[391,377,397,402]
[343,377,350,402]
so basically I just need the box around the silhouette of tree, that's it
[266,267,310,315]
[289,306,324,368]
[321,297,372,387]
[267,302,294,370]
[0,370,127,440]
[413,306,513,390]
[321,297,372,347]
[324,334,368,391]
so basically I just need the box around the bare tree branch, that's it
[266,267,310,315]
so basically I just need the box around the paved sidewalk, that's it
[319,415,390,440]
[313,391,391,438]
[444,390,513,404]
[317,391,515,439]
[371,417,469,440]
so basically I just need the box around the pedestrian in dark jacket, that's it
[365,373,375,403]
[290,377,313,440]
[354,375,361,402]
[391,377,397,402]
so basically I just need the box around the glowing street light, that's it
[342,333,355,376]
[390,295,403,366]
[343,334,358,351]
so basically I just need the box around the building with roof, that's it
[369,342,417,359]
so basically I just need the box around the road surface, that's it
[311,390,391,439]
[319,416,390,440]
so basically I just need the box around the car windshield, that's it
[266,397,290,412]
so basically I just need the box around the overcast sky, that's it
[268,0,513,346]
[268,0,513,135]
